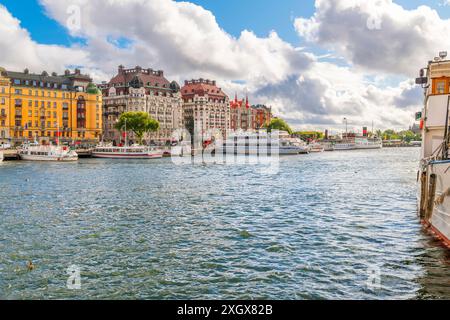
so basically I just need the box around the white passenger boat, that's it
[0,151,3,162]
[92,145,164,159]
[18,142,78,161]
[320,142,335,152]
[215,131,306,156]
[416,53,450,248]
[333,142,356,151]
[308,143,325,153]
[355,137,383,150]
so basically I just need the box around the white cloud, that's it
[0,0,429,131]
[0,5,88,74]
[295,0,450,76]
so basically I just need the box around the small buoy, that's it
[26,261,35,271]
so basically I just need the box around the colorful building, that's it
[252,104,273,129]
[0,67,102,145]
[0,70,10,142]
[230,94,257,131]
[100,65,182,144]
[181,79,230,137]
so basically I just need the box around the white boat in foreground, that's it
[0,151,3,162]
[92,145,164,159]
[18,143,78,161]
[416,53,450,248]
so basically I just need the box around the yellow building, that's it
[0,67,102,145]
[0,70,10,142]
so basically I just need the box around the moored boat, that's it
[215,131,307,156]
[333,142,356,151]
[308,143,325,153]
[416,52,450,248]
[92,145,163,159]
[18,142,78,161]
[354,137,383,150]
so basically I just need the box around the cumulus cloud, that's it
[39,0,313,84]
[0,0,428,130]
[0,5,88,73]
[295,0,450,76]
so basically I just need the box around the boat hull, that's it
[215,146,303,155]
[419,161,450,247]
[355,144,383,150]
[92,152,163,159]
[19,155,78,161]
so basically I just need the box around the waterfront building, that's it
[0,67,102,145]
[181,79,230,137]
[100,65,182,145]
[252,104,273,129]
[0,70,10,143]
[230,94,257,131]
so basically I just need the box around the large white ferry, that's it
[416,52,450,248]
[215,131,308,156]
[354,137,383,150]
[333,142,356,151]
[92,144,163,159]
[18,142,78,161]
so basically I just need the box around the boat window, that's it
[436,80,446,94]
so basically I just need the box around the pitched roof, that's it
[181,79,228,99]
[108,66,172,90]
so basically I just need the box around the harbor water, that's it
[0,147,449,299]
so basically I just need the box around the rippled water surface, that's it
[1,147,449,300]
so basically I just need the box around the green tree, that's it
[267,118,293,134]
[115,112,159,145]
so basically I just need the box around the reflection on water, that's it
[0,147,448,299]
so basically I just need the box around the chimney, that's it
[118,65,124,74]
[212,80,216,86]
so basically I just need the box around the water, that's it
[0,147,449,300]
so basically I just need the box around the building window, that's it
[14,79,21,85]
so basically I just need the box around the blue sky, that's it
[3,0,450,48]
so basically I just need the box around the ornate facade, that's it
[0,67,102,145]
[100,65,182,144]
[230,95,258,131]
[181,79,230,137]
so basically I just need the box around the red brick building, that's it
[230,94,257,131]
